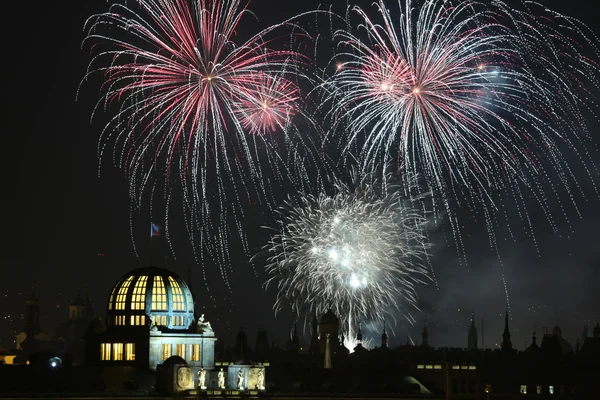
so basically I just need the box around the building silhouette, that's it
[1,270,598,399]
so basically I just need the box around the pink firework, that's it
[324,0,599,233]
[323,0,600,309]
[82,0,315,281]
[237,72,299,136]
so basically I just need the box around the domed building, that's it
[85,266,217,377]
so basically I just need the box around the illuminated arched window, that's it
[169,277,185,311]
[115,276,133,310]
[131,276,148,310]
[108,284,119,310]
[152,276,166,311]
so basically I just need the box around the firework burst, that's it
[82,0,320,284]
[262,173,432,328]
[323,0,600,283]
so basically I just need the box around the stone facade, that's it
[148,329,216,377]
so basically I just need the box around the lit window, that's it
[101,343,112,361]
[113,343,123,361]
[130,315,146,326]
[125,343,135,361]
[191,344,200,361]
[468,365,476,370]
[154,315,167,326]
[549,386,554,395]
[108,285,118,310]
[152,276,167,310]
[115,315,127,325]
[417,364,424,369]
[434,365,442,370]
[425,365,433,369]
[171,315,186,327]
[162,344,171,360]
[131,276,148,310]
[537,385,542,394]
[485,384,491,394]
[169,277,186,311]
[460,365,468,370]
[116,276,134,310]
[452,365,460,370]
[176,344,186,358]
[520,385,527,394]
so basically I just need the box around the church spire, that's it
[501,305,513,351]
[381,320,388,348]
[468,312,478,350]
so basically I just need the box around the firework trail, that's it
[261,173,432,330]
[81,0,322,286]
[322,0,600,308]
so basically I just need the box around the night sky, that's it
[3,0,600,351]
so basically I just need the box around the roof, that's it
[106,266,195,330]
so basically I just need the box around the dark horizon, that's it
[2,0,600,352]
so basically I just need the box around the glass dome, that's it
[106,266,195,330]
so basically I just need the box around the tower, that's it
[381,321,388,348]
[324,333,332,369]
[468,312,478,350]
[501,306,513,351]
[319,310,339,353]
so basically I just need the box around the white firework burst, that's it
[262,173,432,329]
